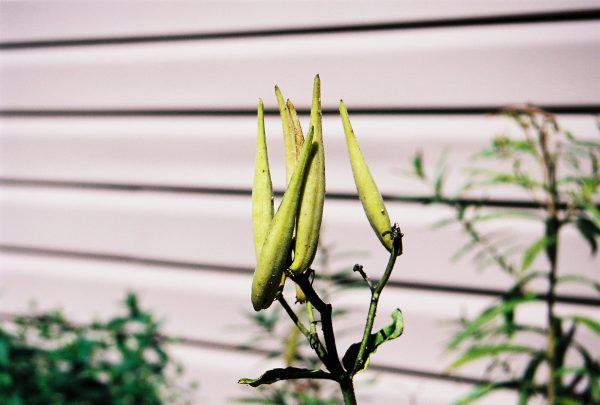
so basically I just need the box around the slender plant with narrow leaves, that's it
[411,106,600,404]
[239,76,405,405]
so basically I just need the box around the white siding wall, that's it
[1,1,599,404]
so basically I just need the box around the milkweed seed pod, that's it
[285,99,311,303]
[339,100,396,255]
[289,75,326,275]
[252,99,274,259]
[286,99,305,156]
[251,127,316,311]
[275,86,297,185]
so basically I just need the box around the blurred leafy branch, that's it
[0,293,195,405]
[411,106,600,404]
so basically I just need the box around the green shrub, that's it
[0,293,194,405]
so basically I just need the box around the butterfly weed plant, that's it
[411,106,600,404]
[238,76,405,405]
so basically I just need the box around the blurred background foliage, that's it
[0,293,195,405]
[412,107,600,404]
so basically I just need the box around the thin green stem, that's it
[353,226,402,374]
[277,295,329,367]
[307,302,317,335]
[538,120,561,405]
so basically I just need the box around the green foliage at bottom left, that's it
[0,293,195,405]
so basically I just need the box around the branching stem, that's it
[353,224,402,373]
[277,295,329,368]
[281,227,402,404]
[290,271,344,375]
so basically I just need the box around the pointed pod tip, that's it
[287,98,296,111]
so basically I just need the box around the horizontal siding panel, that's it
[2,251,597,387]
[1,21,599,109]
[1,115,597,199]
[1,0,598,42]
[1,186,598,296]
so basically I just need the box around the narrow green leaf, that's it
[451,238,480,262]
[467,168,543,190]
[454,384,496,405]
[450,344,538,369]
[503,306,516,338]
[518,353,545,405]
[453,382,514,405]
[520,237,548,272]
[233,397,276,404]
[557,274,600,293]
[561,366,587,376]
[574,217,600,254]
[556,321,576,368]
[432,215,460,229]
[412,150,425,179]
[582,200,600,229]
[238,367,334,387]
[342,309,404,373]
[476,136,537,159]
[434,149,448,198]
[575,345,600,403]
[447,294,537,350]
[471,211,542,223]
[557,397,583,405]
[563,315,600,336]
[294,393,339,405]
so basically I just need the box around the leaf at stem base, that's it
[342,308,404,373]
[238,367,334,387]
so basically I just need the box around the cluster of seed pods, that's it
[251,76,396,311]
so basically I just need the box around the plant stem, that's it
[538,121,561,405]
[340,377,357,405]
[307,302,317,335]
[277,295,329,368]
[292,272,344,375]
[353,226,401,373]
[545,216,560,405]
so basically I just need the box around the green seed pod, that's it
[339,100,396,254]
[252,99,274,259]
[275,86,297,185]
[251,127,316,311]
[286,99,305,297]
[286,99,305,156]
[289,75,326,274]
